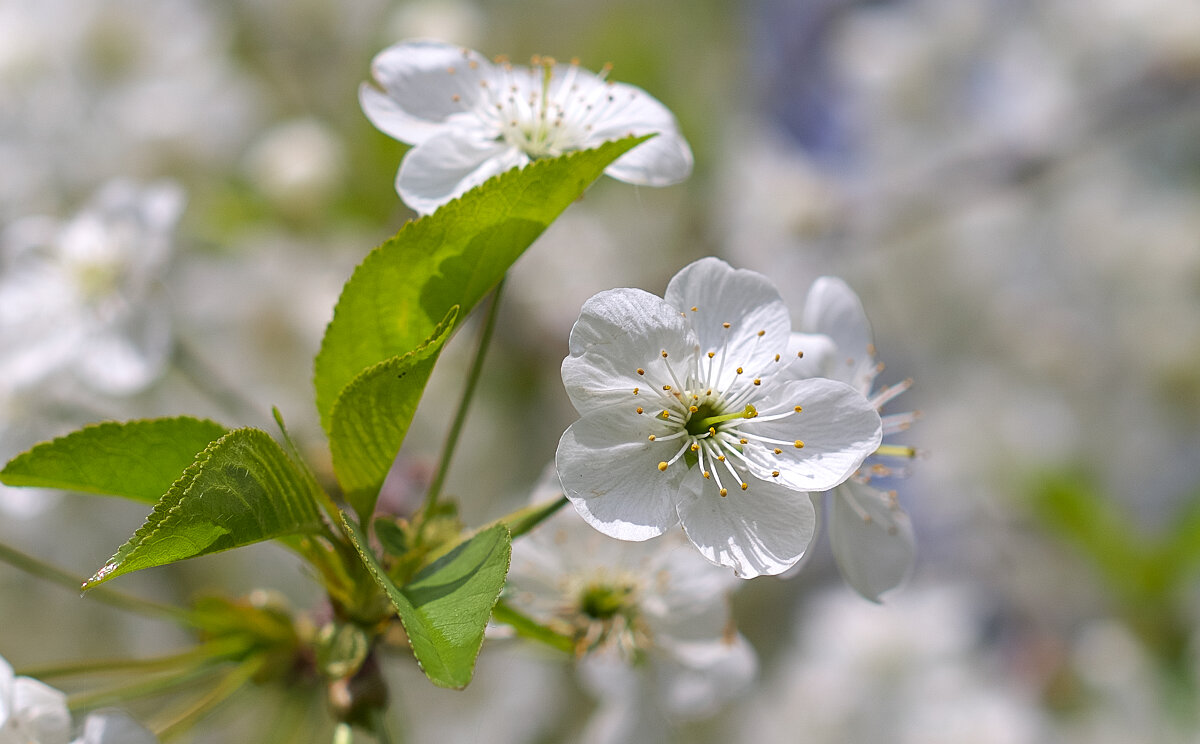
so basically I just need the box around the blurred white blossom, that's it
[0,654,70,744]
[506,472,755,743]
[0,179,184,396]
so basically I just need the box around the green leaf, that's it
[0,417,227,503]
[341,515,512,689]
[313,136,648,436]
[84,428,327,589]
[330,306,458,521]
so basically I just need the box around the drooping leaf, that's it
[330,306,457,521]
[84,428,327,589]
[342,515,511,689]
[313,136,648,437]
[0,417,227,503]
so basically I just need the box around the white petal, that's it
[653,633,757,717]
[396,133,526,214]
[11,677,70,744]
[830,480,915,602]
[801,276,877,393]
[602,132,693,187]
[71,711,158,744]
[361,40,492,144]
[741,377,882,492]
[677,476,816,578]
[663,258,792,387]
[562,287,698,416]
[556,409,693,541]
[787,332,838,379]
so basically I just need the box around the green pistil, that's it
[581,583,634,620]
[686,403,757,436]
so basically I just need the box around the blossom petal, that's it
[557,408,694,541]
[741,377,882,492]
[801,276,877,393]
[663,258,792,387]
[677,477,816,578]
[562,77,692,186]
[72,711,158,744]
[396,132,526,214]
[787,331,838,379]
[830,480,915,602]
[562,287,699,416]
[652,633,757,717]
[361,39,492,144]
[11,677,71,744]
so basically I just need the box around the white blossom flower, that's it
[505,474,755,742]
[0,655,71,744]
[556,258,882,578]
[0,179,184,395]
[70,711,157,744]
[359,39,693,214]
[798,276,919,601]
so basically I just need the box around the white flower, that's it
[0,179,184,395]
[556,257,882,578]
[798,276,919,601]
[359,39,693,214]
[0,655,71,744]
[505,475,755,741]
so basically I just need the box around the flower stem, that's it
[367,708,398,744]
[0,540,197,627]
[16,638,251,680]
[420,277,506,527]
[66,659,229,712]
[153,655,267,741]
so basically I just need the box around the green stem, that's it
[420,277,506,525]
[367,708,398,744]
[17,638,251,680]
[491,600,575,654]
[67,660,227,711]
[154,656,266,741]
[0,541,197,627]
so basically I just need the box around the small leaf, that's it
[84,429,327,589]
[342,515,511,689]
[0,417,227,503]
[314,136,649,436]
[330,306,458,521]
[374,520,409,557]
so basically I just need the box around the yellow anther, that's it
[722,322,731,329]
[797,350,804,358]
[663,385,671,391]
[753,378,761,386]
[689,405,699,413]
[773,448,782,455]
[717,455,726,462]
[661,350,669,358]
[739,438,748,444]
[660,411,670,419]
[637,368,645,375]
[740,482,748,490]
[794,405,802,413]
[468,59,479,69]
[633,387,639,395]
[719,488,728,497]
[691,306,698,312]
[708,427,717,436]
[757,330,765,337]
[774,354,781,362]
[452,94,461,102]
[703,471,711,479]
[657,462,668,471]
[690,443,699,452]
[636,407,644,414]
[794,440,805,449]
[707,351,715,359]
[647,434,655,440]
[771,470,780,477]
[736,367,744,374]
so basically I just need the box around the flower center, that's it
[635,314,809,497]
[580,581,636,621]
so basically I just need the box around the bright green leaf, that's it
[84,429,327,589]
[342,515,511,689]
[313,136,648,437]
[330,306,458,521]
[0,417,227,503]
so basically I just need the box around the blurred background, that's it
[2,0,1200,741]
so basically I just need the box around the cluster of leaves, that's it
[0,137,644,695]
